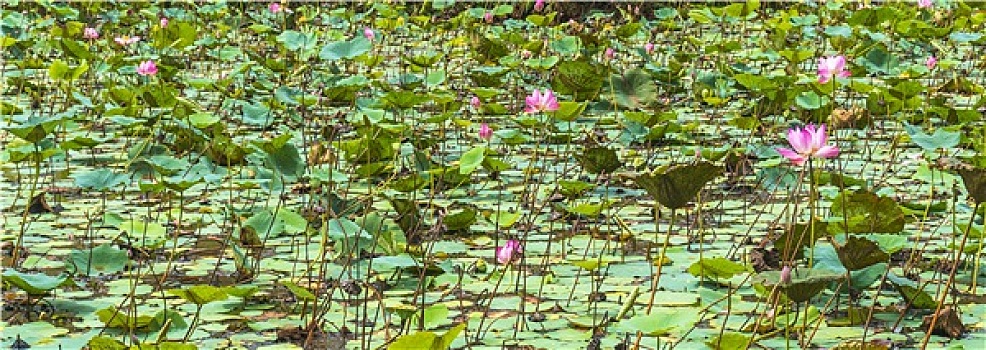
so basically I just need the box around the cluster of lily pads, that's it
[1,1,985,349]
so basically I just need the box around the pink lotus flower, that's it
[496,240,522,264]
[114,35,140,46]
[160,17,168,28]
[817,55,850,84]
[780,266,792,284]
[918,0,932,8]
[470,96,481,110]
[524,89,559,113]
[534,0,545,12]
[644,42,655,55]
[520,50,532,59]
[83,27,99,40]
[484,12,494,23]
[926,56,937,70]
[269,2,282,13]
[364,27,375,41]
[604,47,614,60]
[776,124,839,166]
[136,60,158,76]
[479,123,493,140]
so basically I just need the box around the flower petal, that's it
[833,56,846,71]
[787,127,811,154]
[815,145,840,159]
[777,148,807,166]
[810,124,827,150]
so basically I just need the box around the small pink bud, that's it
[926,56,937,70]
[918,0,932,8]
[604,47,615,60]
[645,42,655,55]
[780,266,792,284]
[479,123,493,140]
[496,239,522,264]
[484,12,494,23]
[364,27,375,41]
[83,27,99,40]
[160,17,168,28]
[269,2,282,13]
[136,60,158,76]
[534,0,545,12]
[470,96,481,109]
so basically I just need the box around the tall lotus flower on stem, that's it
[776,124,839,166]
[363,27,375,41]
[496,240,522,264]
[534,0,545,12]
[926,56,937,70]
[136,60,158,76]
[604,47,615,61]
[470,96,481,110]
[817,55,850,84]
[524,89,559,113]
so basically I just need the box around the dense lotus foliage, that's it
[1,1,985,349]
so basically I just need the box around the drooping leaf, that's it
[836,235,889,271]
[754,268,842,302]
[957,167,986,204]
[887,274,937,309]
[459,146,485,175]
[2,270,76,295]
[117,220,168,247]
[97,306,155,330]
[243,208,308,239]
[830,189,906,233]
[326,218,374,255]
[388,323,465,350]
[74,169,129,190]
[552,60,604,101]
[444,207,476,232]
[607,69,658,110]
[904,123,961,152]
[576,147,622,174]
[277,30,318,52]
[687,257,750,279]
[168,285,229,305]
[280,281,316,301]
[634,161,722,209]
[320,37,372,60]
